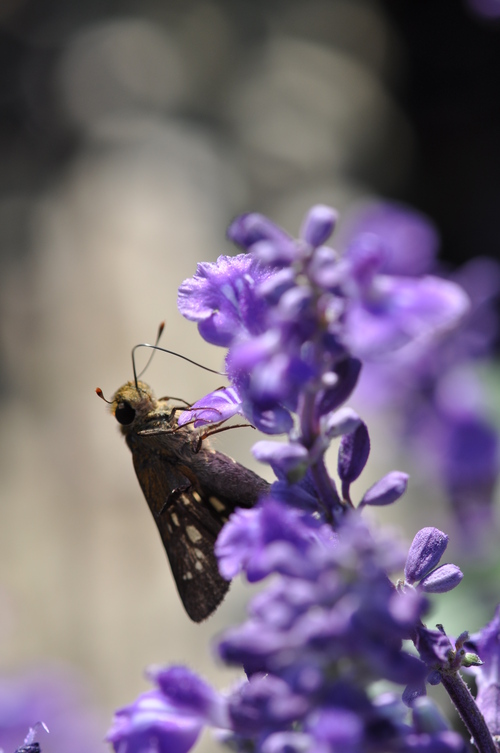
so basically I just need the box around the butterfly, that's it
[98,380,269,622]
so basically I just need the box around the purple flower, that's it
[404,528,463,595]
[300,204,338,248]
[405,528,450,585]
[360,471,409,508]
[343,203,500,547]
[341,269,469,360]
[0,666,103,753]
[106,667,227,753]
[337,421,370,500]
[177,254,271,346]
[215,501,325,583]
[177,204,469,526]
[228,674,309,735]
[106,690,203,753]
[178,386,243,427]
[341,201,439,277]
[217,508,427,686]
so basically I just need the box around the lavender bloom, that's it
[112,509,472,753]
[343,202,500,549]
[108,204,493,753]
[178,204,466,522]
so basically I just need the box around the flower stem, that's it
[440,671,497,753]
[310,457,345,526]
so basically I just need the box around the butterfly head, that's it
[105,381,157,431]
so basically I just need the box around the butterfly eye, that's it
[115,401,136,425]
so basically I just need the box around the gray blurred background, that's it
[0,0,499,746]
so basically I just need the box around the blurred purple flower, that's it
[0,666,104,753]
[107,667,227,753]
[343,202,500,549]
[340,201,439,277]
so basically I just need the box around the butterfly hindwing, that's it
[160,490,231,622]
[129,434,235,621]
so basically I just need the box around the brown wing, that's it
[127,435,235,622]
[157,488,231,622]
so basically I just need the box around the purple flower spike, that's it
[419,564,463,594]
[106,690,203,753]
[300,205,338,248]
[360,471,409,507]
[404,528,449,585]
[337,421,370,498]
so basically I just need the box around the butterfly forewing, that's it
[113,381,269,621]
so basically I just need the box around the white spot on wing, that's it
[186,525,202,543]
[209,496,225,513]
[171,513,180,526]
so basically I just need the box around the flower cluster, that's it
[178,205,467,522]
[108,511,469,753]
[342,201,500,548]
[108,205,499,753]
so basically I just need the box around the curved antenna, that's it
[133,321,165,388]
[95,387,112,404]
[132,342,226,389]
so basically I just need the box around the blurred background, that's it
[0,0,499,749]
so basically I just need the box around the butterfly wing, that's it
[128,433,235,622]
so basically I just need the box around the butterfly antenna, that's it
[95,387,113,404]
[132,333,226,388]
[133,321,166,388]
